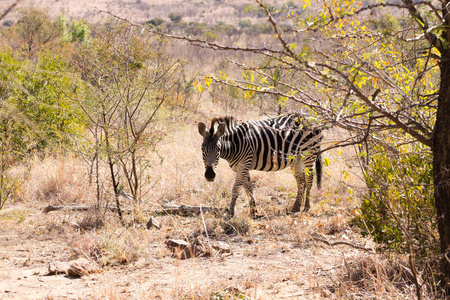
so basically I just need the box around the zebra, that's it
[198,114,323,218]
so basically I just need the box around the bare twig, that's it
[0,0,21,21]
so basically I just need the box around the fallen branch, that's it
[43,205,92,214]
[157,204,223,216]
[42,204,128,214]
[43,203,223,216]
[312,234,375,253]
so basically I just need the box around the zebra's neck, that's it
[213,116,240,162]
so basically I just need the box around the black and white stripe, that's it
[198,114,323,217]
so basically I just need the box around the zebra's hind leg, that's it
[291,157,306,213]
[303,166,315,211]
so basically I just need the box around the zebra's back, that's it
[222,120,321,172]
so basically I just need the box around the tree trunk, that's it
[433,54,450,293]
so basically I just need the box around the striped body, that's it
[198,114,323,217]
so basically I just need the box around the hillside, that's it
[1,0,293,25]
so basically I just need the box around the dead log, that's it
[158,204,223,216]
[43,205,92,214]
[42,204,130,214]
[312,234,375,253]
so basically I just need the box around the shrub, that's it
[145,18,164,28]
[0,50,86,154]
[238,20,252,29]
[356,148,438,257]
[168,13,182,24]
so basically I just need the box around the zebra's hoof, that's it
[290,207,301,214]
[251,214,265,220]
[223,208,233,220]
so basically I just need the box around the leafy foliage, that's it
[357,148,438,256]
[0,50,86,153]
[58,15,90,44]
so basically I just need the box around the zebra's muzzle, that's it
[205,166,216,182]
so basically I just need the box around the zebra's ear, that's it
[215,122,226,138]
[198,122,208,137]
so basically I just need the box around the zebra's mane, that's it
[210,116,238,135]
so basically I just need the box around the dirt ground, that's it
[0,203,380,300]
[0,126,411,300]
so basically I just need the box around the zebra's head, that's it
[198,119,226,182]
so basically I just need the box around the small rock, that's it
[48,261,70,275]
[67,258,103,277]
[211,240,231,254]
[166,239,202,259]
[177,245,203,259]
[165,239,189,249]
[146,217,161,230]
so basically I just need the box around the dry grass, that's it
[15,154,95,206]
[0,119,436,299]
[0,1,441,298]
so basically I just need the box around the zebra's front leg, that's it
[228,165,253,218]
[243,175,257,218]
[228,184,240,218]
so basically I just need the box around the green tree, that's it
[145,18,164,28]
[58,16,90,44]
[212,0,447,293]
[14,8,63,56]
[0,51,85,151]
[72,21,186,221]
[168,13,182,24]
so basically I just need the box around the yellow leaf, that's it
[305,168,311,176]
[205,76,212,90]
[343,170,349,180]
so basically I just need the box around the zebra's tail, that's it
[316,152,322,189]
